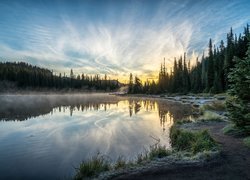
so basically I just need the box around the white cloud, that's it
[0,0,249,81]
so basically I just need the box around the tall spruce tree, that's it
[128,73,133,93]
[226,35,250,134]
[207,38,214,91]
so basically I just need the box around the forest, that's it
[0,62,119,91]
[1,25,249,94]
[128,25,250,95]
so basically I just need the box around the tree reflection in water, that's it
[0,95,193,131]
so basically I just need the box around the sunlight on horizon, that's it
[0,0,249,82]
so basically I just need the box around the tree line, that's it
[0,62,119,90]
[128,25,250,94]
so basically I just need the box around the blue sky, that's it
[0,0,249,81]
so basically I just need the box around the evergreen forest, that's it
[128,25,250,95]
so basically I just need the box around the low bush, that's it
[192,130,217,153]
[170,126,218,154]
[243,136,250,148]
[74,154,110,179]
[148,144,171,159]
[75,144,171,179]
[199,111,223,121]
[114,156,127,170]
[222,123,246,136]
[136,144,171,163]
[170,127,195,151]
[201,101,226,112]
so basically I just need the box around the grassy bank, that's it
[74,96,222,179]
[170,125,218,154]
[74,144,172,179]
[243,137,250,148]
[74,125,218,179]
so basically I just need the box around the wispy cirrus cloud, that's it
[0,0,249,81]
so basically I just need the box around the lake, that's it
[0,93,193,179]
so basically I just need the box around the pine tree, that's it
[225,27,235,89]
[207,38,214,91]
[134,76,142,93]
[128,73,133,93]
[226,35,250,134]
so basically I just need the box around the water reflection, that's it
[0,94,121,121]
[0,95,193,126]
[0,99,191,134]
[0,94,194,179]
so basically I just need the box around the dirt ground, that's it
[113,121,250,180]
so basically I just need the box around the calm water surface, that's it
[0,94,193,179]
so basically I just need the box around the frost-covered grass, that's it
[199,111,223,121]
[74,153,110,180]
[170,125,218,154]
[243,137,250,148]
[74,144,171,179]
[222,123,246,136]
[200,101,226,112]
[74,99,222,179]
[136,144,172,164]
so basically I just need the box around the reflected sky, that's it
[0,96,192,179]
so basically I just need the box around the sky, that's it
[0,0,249,82]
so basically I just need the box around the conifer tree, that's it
[207,38,214,91]
[128,73,133,93]
[226,35,250,134]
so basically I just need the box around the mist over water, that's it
[0,94,193,179]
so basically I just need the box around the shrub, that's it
[226,96,250,135]
[199,111,223,121]
[136,144,171,164]
[192,130,217,153]
[201,101,226,111]
[74,154,110,179]
[226,39,250,135]
[243,137,250,148]
[222,123,236,134]
[114,156,127,170]
[170,126,218,154]
[170,126,195,151]
[148,144,171,159]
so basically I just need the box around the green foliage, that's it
[170,126,218,154]
[129,25,249,95]
[0,62,119,91]
[192,130,217,154]
[74,154,110,179]
[148,144,171,159]
[136,152,147,164]
[75,145,171,178]
[136,144,171,164]
[226,38,250,134]
[226,96,250,133]
[201,101,226,112]
[228,57,250,100]
[222,123,246,136]
[222,123,236,135]
[128,73,133,93]
[243,136,250,148]
[133,76,143,93]
[170,126,195,151]
[198,111,223,121]
[207,38,214,90]
[114,156,127,170]
[127,74,144,94]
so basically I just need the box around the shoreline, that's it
[109,119,250,180]
[73,94,229,179]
